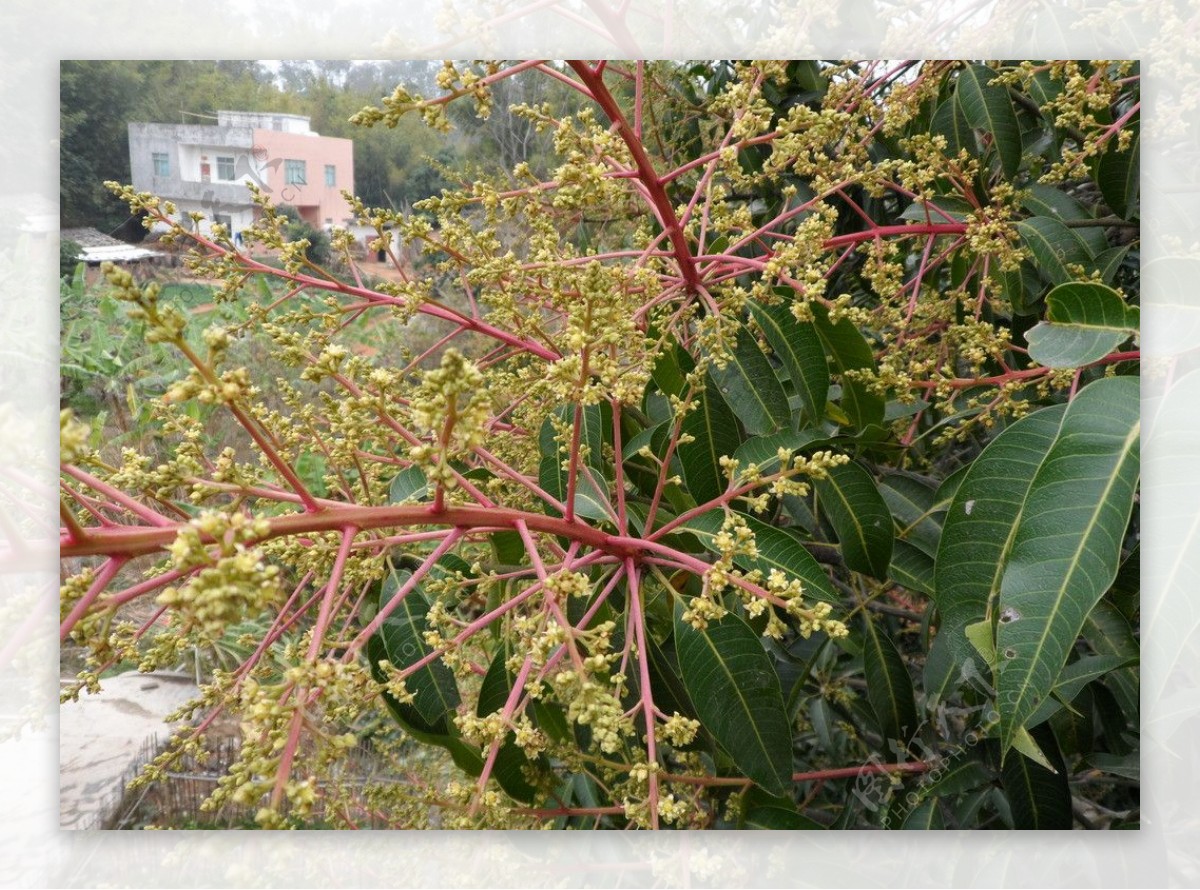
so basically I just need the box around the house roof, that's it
[61,227,165,264]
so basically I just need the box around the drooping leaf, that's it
[860,613,918,747]
[708,321,791,435]
[748,299,829,425]
[1095,127,1139,219]
[1026,654,1136,727]
[926,404,1067,699]
[376,569,461,728]
[899,194,975,224]
[1026,282,1139,368]
[810,303,885,430]
[1000,724,1071,828]
[900,799,945,830]
[539,457,618,525]
[996,376,1140,754]
[683,510,838,604]
[931,97,977,159]
[813,460,894,579]
[388,465,429,504]
[1016,217,1094,285]
[475,652,545,804]
[674,603,792,794]
[744,804,824,829]
[366,635,482,776]
[879,471,942,558]
[955,64,1022,178]
[732,427,827,476]
[1082,601,1139,718]
[1020,183,1108,256]
[678,373,743,506]
[889,540,935,596]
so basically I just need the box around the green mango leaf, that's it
[1026,654,1136,727]
[744,804,824,829]
[1026,282,1139,368]
[1090,245,1131,286]
[1020,183,1108,256]
[810,303,885,430]
[682,510,838,604]
[889,540,935,596]
[996,376,1140,755]
[899,194,975,224]
[539,457,618,525]
[708,321,791,435]
[879,471,942,558]
[926,404,1067,698]
[731,426,827,476]
[1000,725,1071,828]
[366,635,482,776]
[388,465,429,504]
[955,64,1022,178]
[1016,217,1094,285]
[931,98,976,159]
[813,460,893,579]
[475,652,544,803]
[674,603,792,795]
[900,799,945,830]
[1082,601,1139,718]
[860,613,918,746]
[678,373,743,506]
[1095,127,1139,219]
[375,569,461,728]
[748,299,829,425]
[538,403,609,474]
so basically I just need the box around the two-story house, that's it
[128,110,354,238]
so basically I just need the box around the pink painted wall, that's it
[253,128,355,226]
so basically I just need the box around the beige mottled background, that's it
[0,1,1195,885]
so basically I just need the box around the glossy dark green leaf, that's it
[674,603,792,794]
[1026,281,1139,368]
[744,804,823,829]
[860,613,918,746]
[901,799,945,830]
[1096,127,1139,219]
[899,194,975,224]
[880,471,942,558]
[955,64,1022,178]
[538,403,609,473]
[366,635,483,776]
[748,299,829,425]
[813,460,893,579]
[1090,245,1131,286]
[1016,217,1093,285]
[539,456,617,524]
[996,377,1140,755]
[926,404,1067,698]
[1020,183,1108,256]
[810,303,885,430]
[475,652,544,803]
[1000,724,1071,828]
[731,426,827,476]
[931,97,976,159]
[889,540,935,596]
[1026,654,1136,727]
[1082,601,1139,718]
[708,322,791,435]
[682,509,838,604]
[678,373,743,506]
[376,569,460,727]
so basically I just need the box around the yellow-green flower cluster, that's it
[407,348,491,489]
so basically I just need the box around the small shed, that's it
[61,227,165,266]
